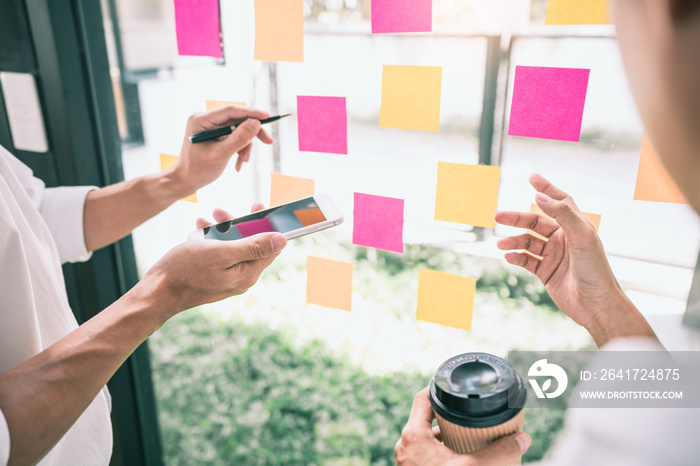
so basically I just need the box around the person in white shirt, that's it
[395,0,700,464]
[0,106,288,465]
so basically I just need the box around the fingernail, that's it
[269,234,287,253]
[535,192,550,204]
[515,432,531,452]
[247,119,258,130]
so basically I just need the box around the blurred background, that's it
[99,0,700,464]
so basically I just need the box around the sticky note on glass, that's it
[416,269,475,331]
[380,65,442,132]
[306,256,353,312]
[160,154,197,203]
[270,173,315,207]
[297,96,348,154]
[205,100,246,111]
[353,193,404,253]
[545,0,610,25]
[372,0,432,33]
[434,162,500,228]
[174,0,222,58]
[508,66,590,142]
[254,0,304,62]
[529,204,601,241]
[634,133,687,204]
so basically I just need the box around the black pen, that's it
[189,114,292,143]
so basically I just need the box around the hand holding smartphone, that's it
[188,194,344,241]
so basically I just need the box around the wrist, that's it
[584,288,657,347]
[128,272,186,324]
[159,165,196,202]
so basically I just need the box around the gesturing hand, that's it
[395,388,530,466]
[495,174,656,347]
[171,105,275,196]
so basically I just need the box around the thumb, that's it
[223,119,261,155]
[222,232,287,265]
[468,432,530,466]
[535,192,593,244]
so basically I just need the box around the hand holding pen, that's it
[190,113,292,143]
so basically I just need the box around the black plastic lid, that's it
[429,352,526,428]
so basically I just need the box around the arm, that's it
[395,388,530,466]
[0,232,286,466]
[495,174,657,348]
[83,106,274,252]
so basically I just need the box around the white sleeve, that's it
[40,186,97,263]
[0,408,9,466]
[1,146,96,264]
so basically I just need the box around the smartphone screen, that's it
[203,197,327,240]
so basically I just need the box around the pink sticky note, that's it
[174,0,222,58]
[372,0,432,33]
[237,217,275,237]
[352,193,404,253]
[297,96,348,154]
[508,66,590,142]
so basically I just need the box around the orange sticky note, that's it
[434,162,500,228]
[160,154,197,203]
[416,269,475,331]
[545,0,610,25]
[634,133,687,204]
[270,173,315,207]
[306,256,353,312]
[254,0,304,62]
[205,100,246,111]
[380,65,442,132]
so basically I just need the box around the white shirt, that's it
[0,145,112,465]
[538,337,700,466]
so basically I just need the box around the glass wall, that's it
[103,1,699,463]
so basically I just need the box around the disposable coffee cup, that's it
[429,352,527,463]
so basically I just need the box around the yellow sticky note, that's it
[529,204,601,241]
[306,256,353,312]
[160,154,197,203]
[416,269,475,331]
[205,100,247,111]
[254,0,304,62]
[380,65,442,132]
[545,0,610,25]
[434,162,500,228]
[270,172,315,207]
[634,133,687,204]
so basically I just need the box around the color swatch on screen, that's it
[174,0,222,58]
[634,133,687,204]
[416,269,476,331]
[545,0,609,25]
[254,0,304,62]
[205,100,246,111]
[434,162,500,228]
[160,154,197,203]
[508,66,590,142]
[379,65,442,132]
[372,0,432,33]
[306,256,353,312]
[353,193,404,253]
[270,173,315,207]
[297,96,348,154]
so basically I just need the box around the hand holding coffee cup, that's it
[429,352,527,465]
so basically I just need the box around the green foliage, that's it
[151,311,426,466]
[151,309,569,464]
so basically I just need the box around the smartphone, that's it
[187,193,344,241]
